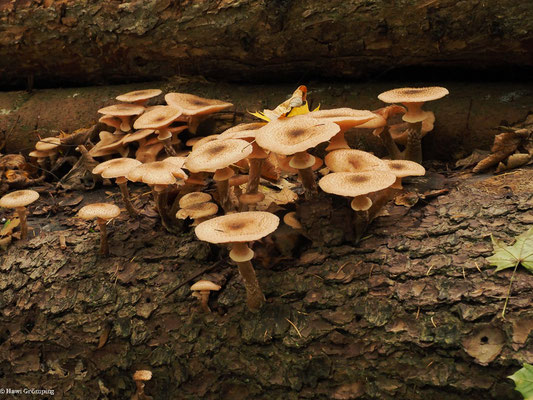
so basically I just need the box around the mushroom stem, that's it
[152,186,180,233]
[378,126,403,160]
[404,122,424,163]
[235,259,265,312]
[217,179,232,212]
[118,116,132,132]
[134,380,146,399]
[353,210,369,244]
[246,158,264,195]
[326,131,350,152]
[298,167,318,198]
[199,291,211,313]
[96,217,109,256]
[116,179,138,217]
[15,206,28,240]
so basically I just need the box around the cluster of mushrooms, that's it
[0,85,448,312]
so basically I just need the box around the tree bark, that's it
[0,0,532,88]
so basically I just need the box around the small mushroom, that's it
[133,106,183,156]
[132,369,153,400]
[190,280,221,312]
[383,160,426,189]
[116,89,162,106]
[176,201,218,225]
[77,203,121,256]
[195,211,279,312]
[98,103,145,132]
[0,190,39,240]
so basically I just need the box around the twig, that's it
[285,318,303,338]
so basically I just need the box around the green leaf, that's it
[486,227,533,273]
[509,363,533,400]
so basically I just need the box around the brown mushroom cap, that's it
[318,171,396,197]
[98,103,145,117]
[0,190,39,208]
[255,116,340,155]
[133,106,182,130]
[78,203,120,220]
[92,158,142,179]
[384,160,426,178]
[116,89,162,103]
[179,192,212,208]
[165,93,233,116]
[29,150,52,158]
[218,122,266,140]
[191,280,221,292]
[35,137,61,152]
[127,161,188,185]
[185,139,253,173]
[283,211,302,229]
[195,211,279,244]
[325,149,390,173]
[177,202,218,220]
[121,129,155,144]
[133,370,152,381]
[378,87,449,104]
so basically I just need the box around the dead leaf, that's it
[59,195,84,207]
[0,218,20,236]
[97,321,113,349]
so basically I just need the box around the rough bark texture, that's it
[0,167,532,399]
[1,0,532,88]
[1,81,532,161]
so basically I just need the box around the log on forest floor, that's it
[0,165,532,399]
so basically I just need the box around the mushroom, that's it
[98,103,145,132]
[165,92,233,134]
[377,87,449,162]
[325,149,390,173]
[176,201,219,225]
[132,370,152,400]
[185,139,253,212]
[77,203,121,256]
[190,280,221,312]
[98,115,124,135]
[383,159,426,189]
[195,211,280,312]
[0,190,39,240]
[89,131,128,158]
[35,137,61,165]
[92,158,142,217]
[255,116,340,197]
[133,106,183,156]
[116,89,162,106]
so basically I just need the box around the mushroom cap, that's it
[191,280,221,292]
[121,129,155,144]
[0,190,39,208]
[218,122,266,140]
[185,139,253,173]
[179,192,212,208]
[35,137,61,152]
[133,370,152,381]
[29,150,52,158]
[92,158,142,179]
[307,108,376,130]
[195,211,279,244]
[165,93,233,116]
[162,156,187,169]
[283,211,302,229]
[384,160,426,178]
[78,203,120,220]
[187,134,220,151]
[116,89,162,103]
[127,161,188,185]
[133,106,182,130]
[177,202,218,220]
[325,149,390,173]
[378,87,449,104]
[318,171,396,197]
[98,103,145,116]
[255,116,340,155]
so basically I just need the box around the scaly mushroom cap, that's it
[92,158,142,179]
[116,89,162,103]
[255,116,340,155]
[121,129,155,144]
[133,370,152,381]
[162,156,187,168]
[133,106,182,130]
[377,87,449,104]
[318,171,396,197]
[218,122,266,140]
[177,202,218,220]
[179,192,212,208]
[165,93,233,116]
[187,134,220,150]
[195,211,279,244]
[127,161,188,185]
[98,103,145,117]
[78,203,120,220]
[384,160,426,178]
[307,108,376,131]
[35,137,61,152]
[185,139,252,173]
[0,190,39,208]
[191,280,221,292]
[325,149,390,173]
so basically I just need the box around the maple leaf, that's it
[486,227,533,273]
[509,363,533,400]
